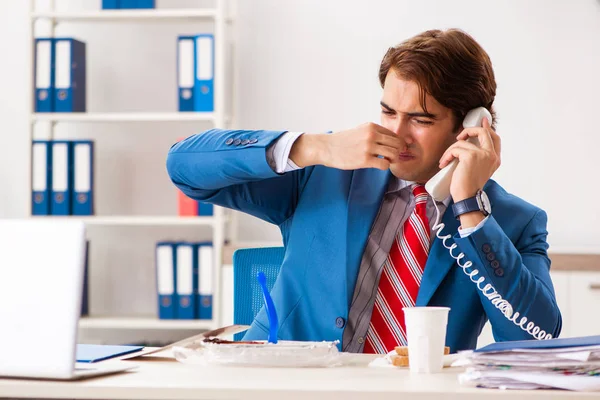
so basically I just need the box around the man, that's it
[166,29,561,353]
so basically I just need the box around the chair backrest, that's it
[232,247,285,340]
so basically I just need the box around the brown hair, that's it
[379,29,497,131]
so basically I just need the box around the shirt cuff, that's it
[266,131,304,174]
[458,215,490,238]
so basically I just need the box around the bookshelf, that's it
[79,316,214,330]
[27,0,236,337]
[31,112,229,123]
[31,215,227,226]
[31,9,220,21]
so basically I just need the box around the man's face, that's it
[380,70,457,183]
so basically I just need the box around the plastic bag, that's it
[172,339,343,368]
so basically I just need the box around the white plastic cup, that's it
[402,306,450,374]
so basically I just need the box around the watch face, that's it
[478,190,492,214]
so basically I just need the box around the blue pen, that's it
[257,271,278,344]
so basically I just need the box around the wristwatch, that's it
[452,189,492,220]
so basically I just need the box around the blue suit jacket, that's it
[166,129,562,352]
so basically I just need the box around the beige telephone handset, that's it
[425,107,552,340]
[425,107,492,201]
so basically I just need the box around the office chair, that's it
[232,247,284,341]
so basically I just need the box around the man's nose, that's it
[391,120,414,146]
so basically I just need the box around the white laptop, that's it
[0,219,136,380]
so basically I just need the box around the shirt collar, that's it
[386,177,452,207]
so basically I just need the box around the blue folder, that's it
[54,38,86,113]
[31,140,52,215]
[198,202,213,216]
[156,241,177,319]
[196,242,213,320]
[34,38,54,112]
[119,0,154,9]
[50,140,74,216]
[101,0,119,9]
[476,335,600,353]
[193,34,214,112]
[76,344,143,363]
[177,35,196,112]
[71,140,94,215]
[137,0,155,8]
[175,242,197,320]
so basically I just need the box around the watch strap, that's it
[452,196,480,219]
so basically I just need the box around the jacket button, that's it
[225,138,234,145]
[494,268,504,277]
[241,139,250,145]
[249,138,258,144]
[335,317,346,329]
[233,138,242,146]
[486,252,496,261]
[490,260,500,269]
[482,244,491,253]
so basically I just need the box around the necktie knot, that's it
[412,184,428,205]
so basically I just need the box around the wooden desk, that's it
[0,355,596,400]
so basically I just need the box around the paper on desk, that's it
[458,344,600,367]
[460,368,600,392]
[456,342,600,391]
[120,324,250,360]
[460,356,600,369]
[76,344,144,363]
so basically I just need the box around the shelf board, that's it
[32,112,218,123]
[31,8,217,22]
[79,317,214,330]
[31,216,217,226]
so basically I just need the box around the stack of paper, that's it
[455,335,600,391]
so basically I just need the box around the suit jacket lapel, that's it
[345,168,391,306]
[416,201,460,306]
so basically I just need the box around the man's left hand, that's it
[438,117,501,202]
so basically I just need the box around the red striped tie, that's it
[363,184,431,354]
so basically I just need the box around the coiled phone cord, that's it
[432,203,552,340]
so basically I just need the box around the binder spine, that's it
[71,39,87,112]
[197,242,214,320]
[198,202,214,216]
[32,140,52,215]
[177,36,195,112]
[156,242,177,319]
[50,140,74,216]
[34,38,54,113]
[54,39,71,112]
[137,0,155,8]
[54,38,86,113]
[119,0,136,8]
[101,0,119,9]
[72,141,94,216]
[194,34,215,112]
[176,243,196,320]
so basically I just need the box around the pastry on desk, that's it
[390,346,451,368]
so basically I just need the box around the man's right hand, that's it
[289,123,404,171]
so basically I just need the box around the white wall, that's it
[232,0,600,252]
[0,0,599,320]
